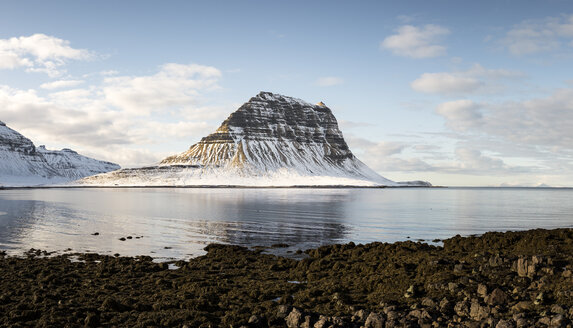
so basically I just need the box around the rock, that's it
[404,285,419,298]
[489,254,503,267]
[408,309,432,321]
[421,297,436,308]
[363,312,385,328]
[454,300,470,317]
[515,257,537,278]
[248,315,262,326]
[486,288,509,306]
[538,317,551,326]
[448,282,459,293]
[439,298,453,314]
[313,315,329,328]
[550,314,566,327]
[286,308,303,328]
[551,304,565,315]
[495,319,515,328]
[515,318,530,327]
[534,292,546,305]
[511,301,532,312]
[277,305,292,318]
[470,300,490,321]
[84,312,99,327]
[352,309,368,322]
[477,284,488,298]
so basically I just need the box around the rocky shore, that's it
[1,228,572,327]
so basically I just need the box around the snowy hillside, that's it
[80,92,430,187]
[0,121,120,186]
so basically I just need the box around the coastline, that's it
[1,228,572,327]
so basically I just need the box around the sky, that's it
[0,0,572,187]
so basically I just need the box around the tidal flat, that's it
[1,228,572,327]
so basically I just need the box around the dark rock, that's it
[550,314,567,327]
[486,288,509,306]
[84,312,99,327]
[477,284,488,298]
[364,312,385,328]
[470,300,490,321]
[495,319,515,328]
[286,308,303,328]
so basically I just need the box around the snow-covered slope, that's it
[0,121,120,186]
[80,92,430,187]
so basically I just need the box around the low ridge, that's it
[0,121,120,186]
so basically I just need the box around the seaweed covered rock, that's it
[0,228,572,327]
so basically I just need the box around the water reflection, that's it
[0,188,572,260]
[0,188,352,259]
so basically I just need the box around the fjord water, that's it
[0,187,571,260]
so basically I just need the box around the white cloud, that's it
[435,100,482,131]
[40,80,85,90]
[0,63,227,167]
[411,73,482,95]
[411,64,524,96]
[503,14,573,55]
[381,24,450,58]
[436,88,573,151]
[454,148,506,172]
[0,34,92,76]
[103,63,221,115]
[315,76,344,87]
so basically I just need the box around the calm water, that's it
[0,187,571,260]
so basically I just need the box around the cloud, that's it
[453,148,506,172]
[346,136,435,173]
[381,24,450,58]
[0,63,227,166]
[411,64,524,96]
[103,63,221,115]
[40,80,85,90]
[315,76,344,87]
[435,100,482,131]
[503,14,573,55]
[411,73,482,95]
[0,34,92,76]
[436,88,573,151]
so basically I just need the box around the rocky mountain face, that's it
[82,92,428,186]
[0,121,120,186]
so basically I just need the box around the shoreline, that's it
[1,228,572,327]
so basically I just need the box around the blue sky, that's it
[1,0,572,186]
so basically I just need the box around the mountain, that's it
[0,121,120,186]
[80,92,430,187]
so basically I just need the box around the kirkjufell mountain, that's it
[0,121,120,186]
[80,92,430,187]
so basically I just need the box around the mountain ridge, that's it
[0,121,120,186]
[80,92,430,187]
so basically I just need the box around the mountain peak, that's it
[81,92,429,186]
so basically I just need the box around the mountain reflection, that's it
[0,198,45,248]
[0,188,352,258]
[178,191,349,248]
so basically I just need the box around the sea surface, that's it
[0,187,572,260]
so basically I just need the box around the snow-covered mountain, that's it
[80,92,430,187]
[0,121,120,186]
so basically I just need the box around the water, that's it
[0,187,571,260]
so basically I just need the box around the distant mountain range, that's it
[81,92,430,187]
[0,121,120,186]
